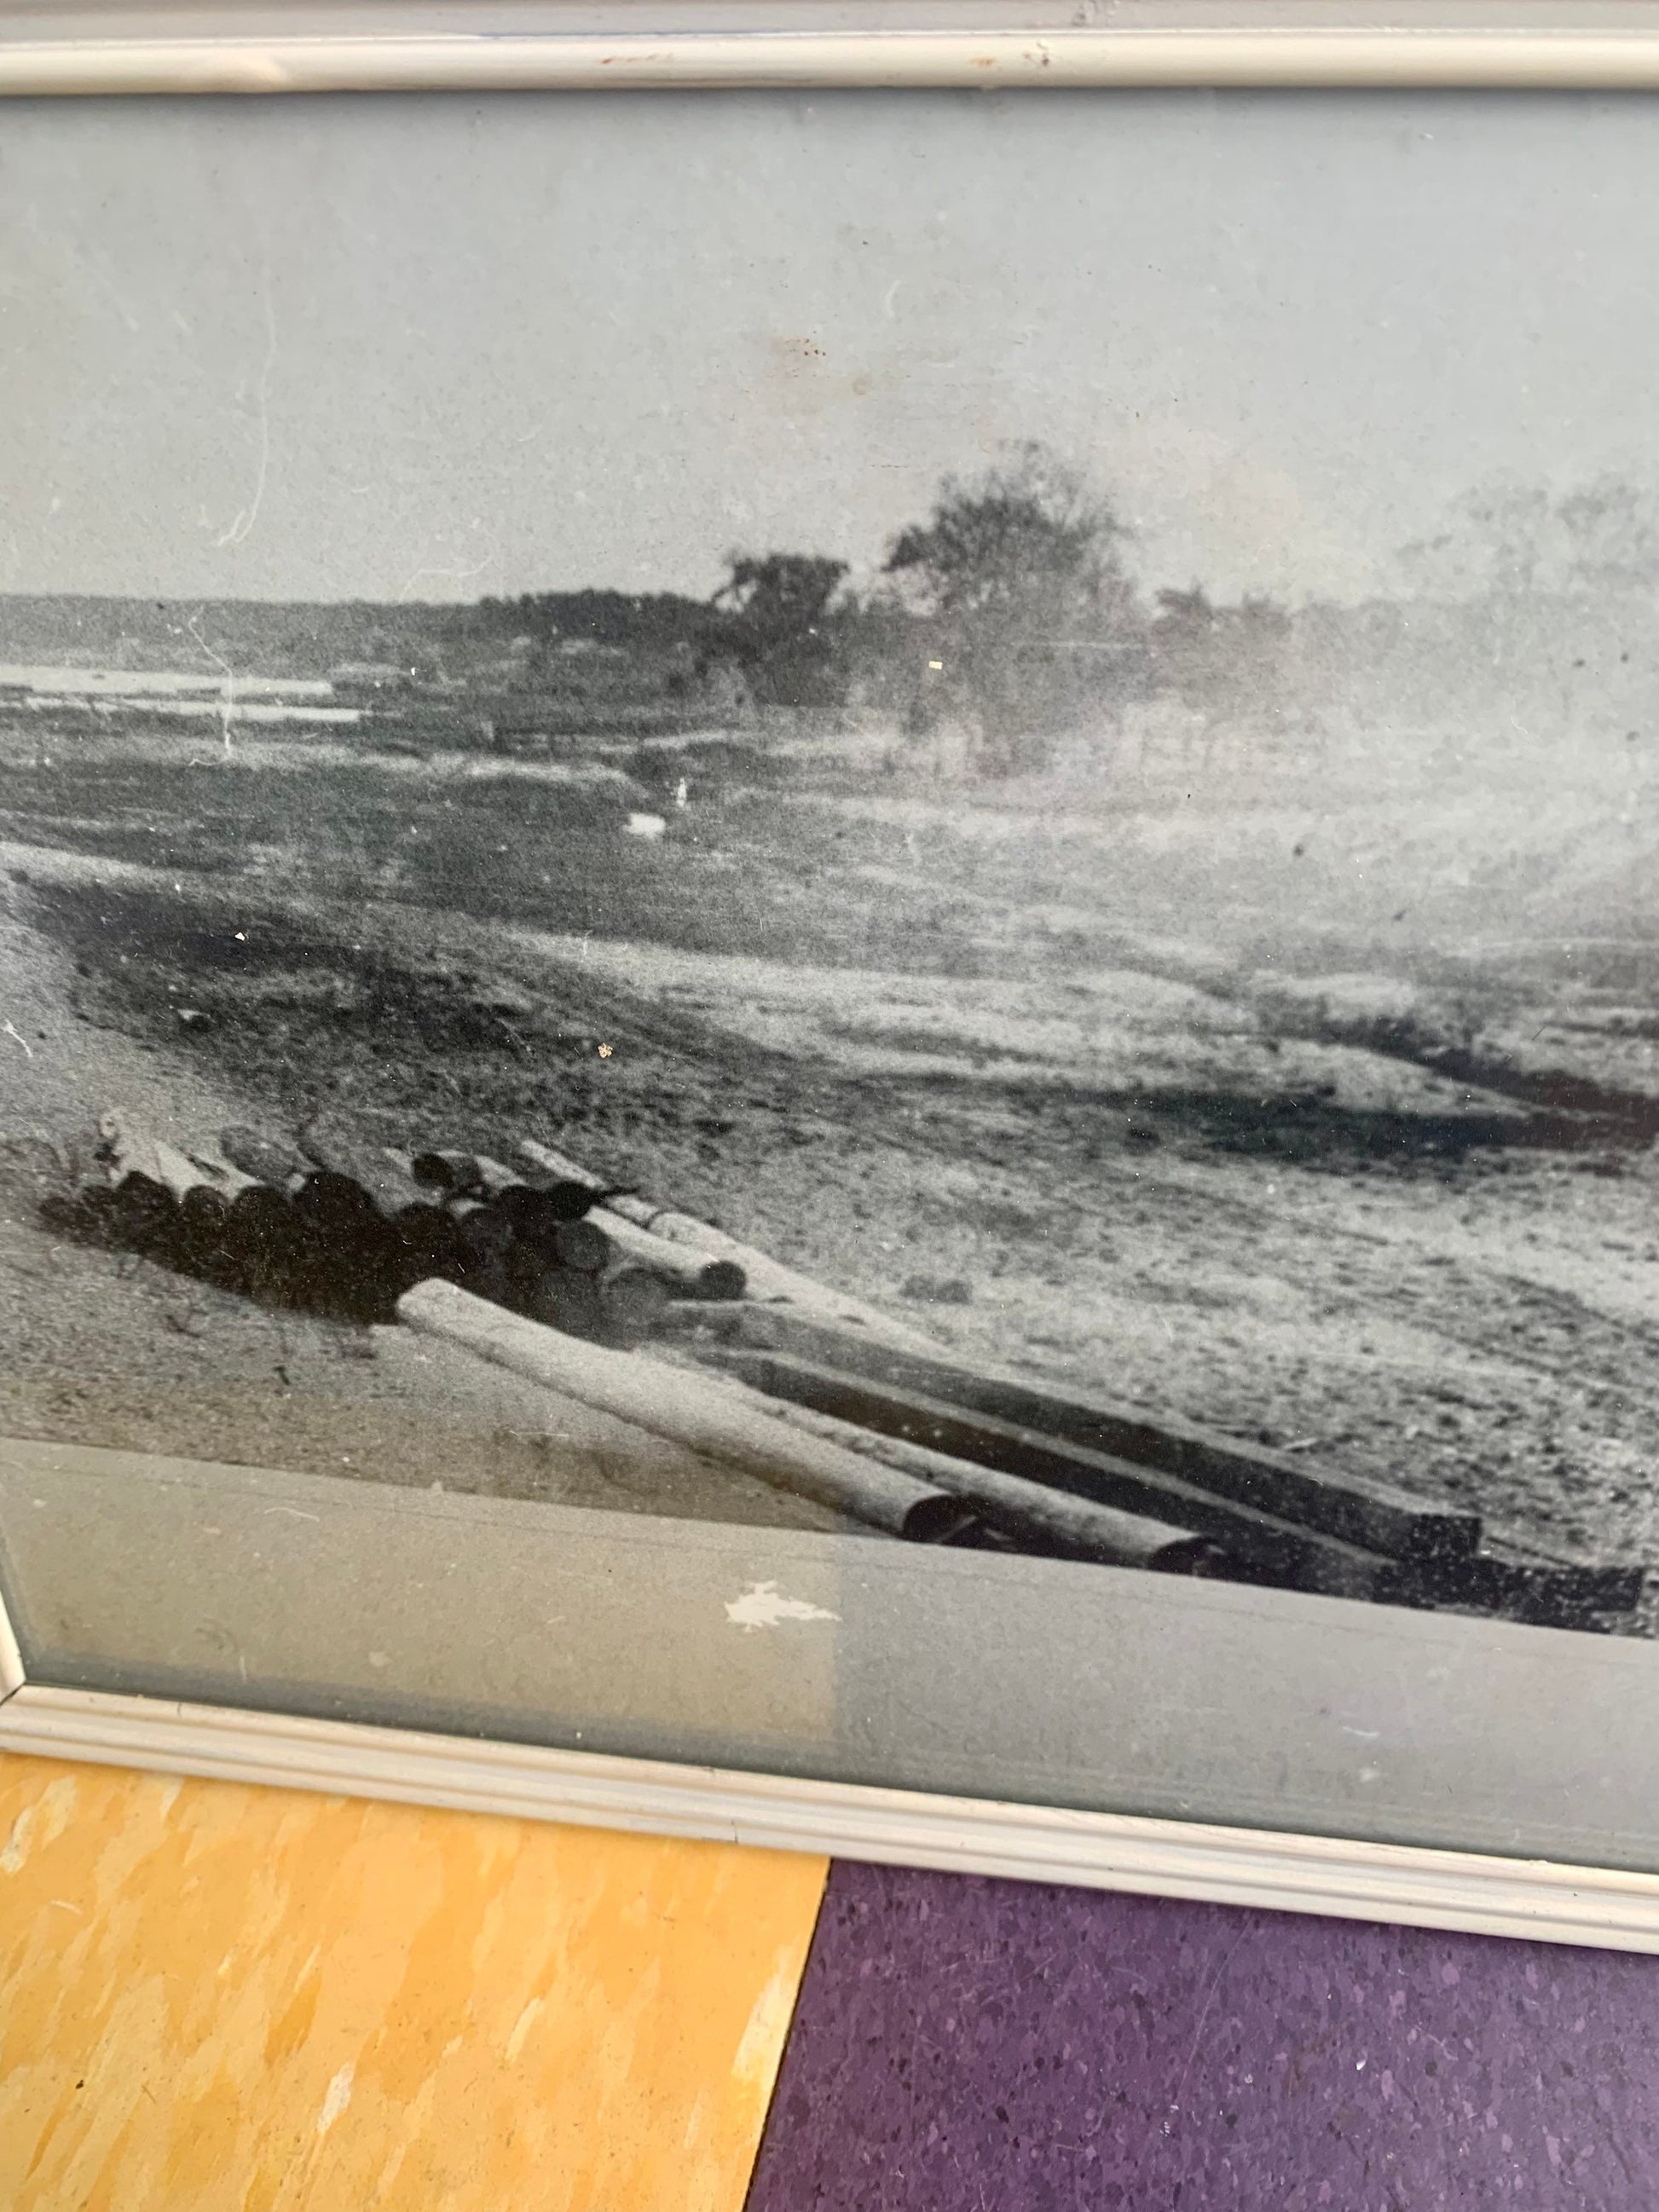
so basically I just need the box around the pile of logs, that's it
[49,1113,754,1338]
[48,1107,1650,1630]
[400,1277,1225,1572]
[658,1302,1647,1630]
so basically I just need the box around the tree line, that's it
[483,442,1292,777]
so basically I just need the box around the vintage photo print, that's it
[2,87,1655,1644]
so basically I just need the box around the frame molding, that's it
[0,1584,22,1702]
[6,1435,1659,1951]
[6,1673,1659,1950]
[7,3,1659,94]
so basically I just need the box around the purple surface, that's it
[749,1863,1659,2209]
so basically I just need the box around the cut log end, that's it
[552,1218,612,1274]
[1154,1535,1230,1578]
[904,1496,985,1545]
[409,1148,486,1193]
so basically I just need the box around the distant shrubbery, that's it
[20,451,1656,788]
[485,444,1176,771]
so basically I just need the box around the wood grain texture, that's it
[0,1750,826,2212]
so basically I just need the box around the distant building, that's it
[327,661,413,694]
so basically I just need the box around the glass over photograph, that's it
[3,85,1656,1682]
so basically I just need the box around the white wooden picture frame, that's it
[5,3,1659,1951]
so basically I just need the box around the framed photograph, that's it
[9,1,1659,1950]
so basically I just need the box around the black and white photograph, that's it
[3,82,1659,1671]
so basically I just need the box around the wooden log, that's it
[601,1191,674,1232]
[147,1146,252,1273]
[482,1181,567,1239]
[517,1141,739,1291]
[641,1223,944,1348]
[514,1136,606,1192]
[708,1370,1221,1573]
[514,1138,941,1348]
[39,1146,118,1234]
[409,1148,490,1195]
[512,1139,643,1223]
[175,1143,307,1293]
[447,1199,517,1303]
[523,1268,604,1339]
[86,1124,263,1284]
[430,1166,586,1301]
[596,1262,673,1341]
[51,1125,118,1211]
[125,1126,379,1308]
[446,1163,601,1288]
[220,1126,315,1193]
[219,1129,379,1293]
[227,1183,314,1302]
[470,1155,530,1198]
[110,1183,183,1255]
[668,1230,943,1349]
[95,1114,182,1249]
[677,1303,1481,1568]
[587,1208,745,1301]
[501,1175,601,1227]
[226,1125,431,1317]
[470,1203,571,1304]
[300,1146,465,1297]
[227,1183,297,1236]
[552,1218,613,1273]
[397,1279,975,1542]
[107,1133,225,1266]
[387,1205,466,1289]
[452,1197,515,1260]
[512,1140,672,1228]
[184,1146,263,1205]
[1403,1547,1645,1629]
[411,1152,524,1200]
[298,1120,448,1223]
[689,1345,1404,1600]
[147,1140,233,1258]
[147,1138,225,1213]
[97,1112,170,1190]
[289,1167,382,1233]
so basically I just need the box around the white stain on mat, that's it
[725,1581,840,1633]
[0,1776,78,1874]
[732,1949,801,2091]
[316,2062,355,2136]
[506,1996,545,2063]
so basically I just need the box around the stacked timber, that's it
[55,1116,452,1320]
[662,1299,1645,1630]
[56,1112,754,1337]
[398,1279,1218,1568]
[515,1137,937,1350]
[45,1108,1650,1624]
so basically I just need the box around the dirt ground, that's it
[6,722,1659,1618]
[0,888,850,1535]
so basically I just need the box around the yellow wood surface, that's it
[0,1750,827,2212]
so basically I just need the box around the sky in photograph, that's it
[0,86,1654,606]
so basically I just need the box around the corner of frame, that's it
[0,1584,25,1701]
